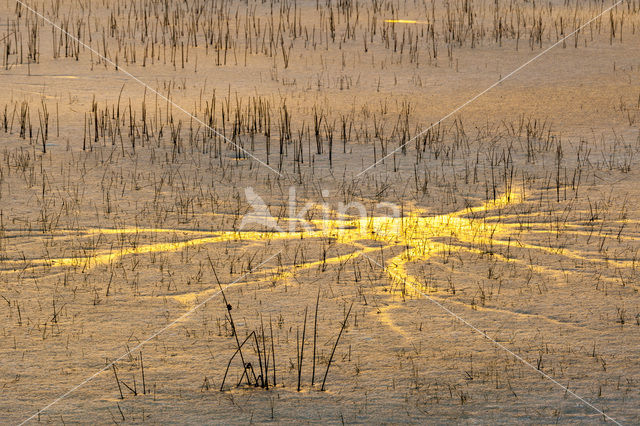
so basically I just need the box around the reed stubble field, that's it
[1,0,640,423]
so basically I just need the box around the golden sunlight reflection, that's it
[384,19,429,24]
[3,191,633,332]
[7,191,517,273]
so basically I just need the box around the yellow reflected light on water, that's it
[8,190,638,329]
[21,191,520,298]
[384,19,429,24]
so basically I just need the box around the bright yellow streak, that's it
[11,189,622,332]
[11,191,565,303]
[85,228,215,235]
[16,191,518,279]
[43,230,306,270]
[385,19,429,24]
